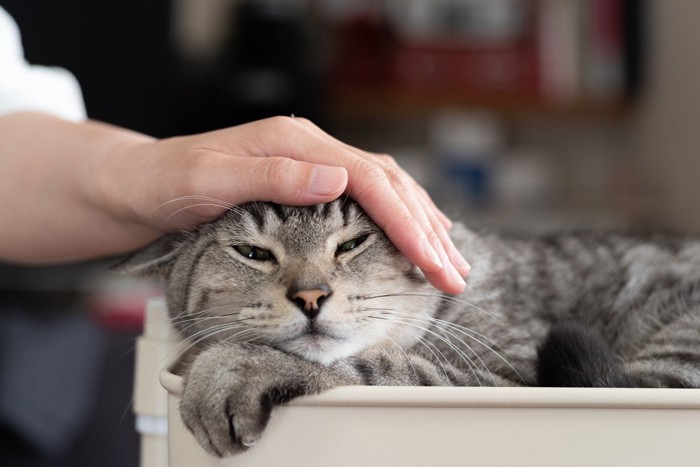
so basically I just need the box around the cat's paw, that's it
[179,343,307,457]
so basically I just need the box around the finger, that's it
[414,182,452,230]
[156,155,348,229]
[356,150,453,231]
[401,188,466,293]
[204,117,454,282]
[209,156,348,206]
[415,192,470,274]
[365,153,465,275]
[422,259,467,294]
[266,124,470,294]
[410,187,469,291]
[348,158,444,273]
[276,119,462,280]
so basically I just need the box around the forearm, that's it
[0,111,159,263]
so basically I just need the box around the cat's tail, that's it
[536,322,636,388]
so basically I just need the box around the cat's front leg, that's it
[179,342,364,457]
[179,343,497,458]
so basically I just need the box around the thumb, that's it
[222,156,348,206]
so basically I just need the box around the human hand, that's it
[102,116,469,293]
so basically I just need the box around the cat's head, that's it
[116,199,439,364]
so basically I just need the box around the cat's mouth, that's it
[270,319,368,365]
[305,320,325,336]
[272,321,350,360]
[274,323,340,345]
[297,321,343,342]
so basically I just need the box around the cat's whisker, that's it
[174,312,246,337]
[162,319,254,366]
[149,195,243,215]
[359,291,522,382]
[375,319,455,383]
[171,302,240,317]
[143,307,245,363]
[385,317,483,386]
[148,195,252,224]
[367,309,484,385]
[170,306,244,323]
[184,319,253,343]
[218,328,261,347]
[421,316,526,385]
[168,303,248,324]
[376,307,526,385]
[168,304,254,337]
[386,311,502,385]
[362,291,503,322]
[168,300,265,324]
[176,327,262,367]
[380,334,420,379]
[165,203,237,221]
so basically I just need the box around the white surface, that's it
[0,6,86,120]
[160,370,700,467]
[135,414,168,437]
[135,298,181,467]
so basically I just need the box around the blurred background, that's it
[2,0,700,465]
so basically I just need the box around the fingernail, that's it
[421,236,443,270]
[309,166,347,196]
[449,244,471,276]
[447,262,467,286]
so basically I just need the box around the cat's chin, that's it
[278,334,363,366]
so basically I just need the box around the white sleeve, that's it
[0,6,86,121]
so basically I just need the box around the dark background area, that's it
[3,0,323,137]
[3,0,179,137]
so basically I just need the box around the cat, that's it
[116,198,700,457]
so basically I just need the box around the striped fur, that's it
[116,199,700,457]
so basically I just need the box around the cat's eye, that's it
[233,245,275,261]
[337,234,369,255]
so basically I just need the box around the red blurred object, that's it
[329,14,397,88]
[393,41,539,98]
[87,278,163,332]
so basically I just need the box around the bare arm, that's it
[0,112,159,262]
[0,112,468,293]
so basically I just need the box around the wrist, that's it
[84,120,158,227]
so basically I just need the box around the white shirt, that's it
[0,6,86,121]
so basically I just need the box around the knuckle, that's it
[353,158,385,182]
[426,209,442,229]
[267,115,316,132]
[384,165,405,185]
[384,165,415,196]
[425,228,441,246]
[383,210,419,236]
[179,150,213,195]
[265,158,295,185]
[292,115,314,127]
[376,153,397,166]
[267,115,296,131]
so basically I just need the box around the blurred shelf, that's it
[327,86,631,121]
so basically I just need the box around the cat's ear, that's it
[112,233,188,279]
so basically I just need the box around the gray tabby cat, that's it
[116,199,700,457]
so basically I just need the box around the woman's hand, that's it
[109,117,470,293]
[0,113,469,293]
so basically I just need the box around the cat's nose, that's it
[287,285,332,320]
